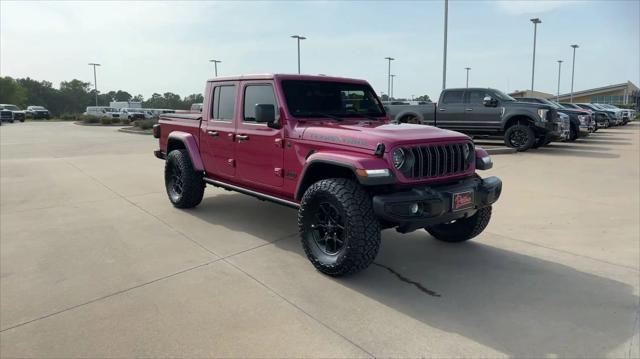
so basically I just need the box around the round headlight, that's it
[392,148,405,169]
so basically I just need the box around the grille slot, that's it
[402,143,472,179]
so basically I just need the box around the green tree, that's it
[59,79,92,113]
[114,90,132,102]
[414,94,431,102]
[0,77,28,106]
[183,93,204,108]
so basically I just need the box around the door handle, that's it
[207,130,219,137]
[236,134,249,141]
[439,108,447,112]
[465,108,473,111]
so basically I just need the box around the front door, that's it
[234,82,284,189]
[201,82,238,179]
[464,89,503,132]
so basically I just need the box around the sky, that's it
[1,0,639,101]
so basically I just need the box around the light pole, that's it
[464,67,471,88]
[530,18,542,91]
[442,0,448,90]
[570,44,579,103]
[390,74,396,99]
[88,63,100,106]
[384,57,394,101]
[291,35,306,74]
[556,60,563,101]
[209,59,221,77]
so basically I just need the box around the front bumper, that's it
[372,176,502,233]
[535,121,564,140]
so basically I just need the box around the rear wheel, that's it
[504,124,535,151]
[164,149,205,208]
[298,178,381,276]
[426,207,492,243]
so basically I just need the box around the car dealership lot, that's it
[1,122,638,358]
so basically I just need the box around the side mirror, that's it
[255,104,278,128]
[483,96,497,107]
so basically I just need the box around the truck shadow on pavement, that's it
[188,194,637,358]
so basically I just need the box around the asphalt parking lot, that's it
[1,122,638,358]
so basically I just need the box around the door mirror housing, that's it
[255,104,279,128]
[483,96,498,107]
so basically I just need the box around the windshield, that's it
[492,90,516,102]
[4,105,20,111]
[281,80,385,118]
[600,104,618,109]
[31,106,45,110]
[549,101,565,109]
[538,98,561,109]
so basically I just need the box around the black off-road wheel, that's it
[426,206,492,243]
[504,124,535,151]
[164,149,205,209]
[298,178,381,276]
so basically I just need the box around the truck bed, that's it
[158,113,203,154]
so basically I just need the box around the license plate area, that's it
[452,190,474,211]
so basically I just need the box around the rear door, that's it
[234,81,284,189]
[436,90,466,130]
[464,89,503,132]
[201,82,238,179]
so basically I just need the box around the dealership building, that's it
[510,81,639,109]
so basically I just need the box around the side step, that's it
[203,177,300,209]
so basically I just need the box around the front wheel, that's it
[504,124,535,151]
[164,149,205,208]
[298,178,381,276]
[426,206,492,243]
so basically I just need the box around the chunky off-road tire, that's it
[504,124,535,151]
[164,149,205,209]
[426,206,492,243]
[298,178,381,276]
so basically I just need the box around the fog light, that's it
[410,203,420,214]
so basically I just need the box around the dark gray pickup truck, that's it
[385,88,563,151]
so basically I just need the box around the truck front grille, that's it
[402,142,473,179]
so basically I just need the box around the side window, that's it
[243,84,278,123]
[210,85,236,121]
[467,90,489,105]
[442,90,464,104]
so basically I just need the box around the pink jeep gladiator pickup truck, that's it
[154,74,502,276]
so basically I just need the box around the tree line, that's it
[0,76,204,116]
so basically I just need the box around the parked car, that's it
[550,101,596,133]
[561,103,604,130]
[0,107,14,124]
[84,106,121,119]
[595,104,630,125]
[516,97,590,140]
[575,103,618,127]
[25,106,51,120]
[0,104,26,122]
[153,74,502,276]
[384,88,564,151]
[590,104,625,126]
[190,103,203,112]
[119,108,146,120]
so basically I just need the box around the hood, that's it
[559,108,589,115]
[300,121,469,151]
[507,101,554,110]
